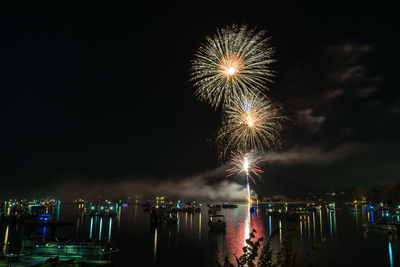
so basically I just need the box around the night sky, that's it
[1,3,399,198]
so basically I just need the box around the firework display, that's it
[191,24,276,109]
[191,24,285,203]
[217,95,285,160]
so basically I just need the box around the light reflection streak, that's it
[89,217,93,239]
[244,204,250,246]
[3,225,9,254]
[329,211,333,239]
[118,206,122,232]
[333,211,337,236]
[388,241,393,267]
[307,216,311,240]
[299,217,303,240]
[268,215,271,236]
[199,212,202,240]
[177,213,180,245]
[190,213,193,233]
[153,228,158,264]
[312,212,316,240]
[99,217,103,240]
[57,204,60,221]
[108,218,112,242]
[279,220,282,244]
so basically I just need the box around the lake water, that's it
[1,203,398,266]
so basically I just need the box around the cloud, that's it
[261,143,367,165]
[297,109,325,133]
[14,165,251,202]
[338,65,365,82]
[323,89,344,99]
[355,86,377,97]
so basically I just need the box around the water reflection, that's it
[312,212,316,240]
[153,227,158,264]
[299,217,303,240]
[268,215,271,236]
[244,204,250,246]
[388,241,393,267]
[3,225,9,254]
[327,210,337,240]
[99,217,103,240]
[1,203,399,266]
[199,212,202,240]
[89,217,93,239]
[108,217,112,242]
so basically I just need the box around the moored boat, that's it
[363,217,397,233]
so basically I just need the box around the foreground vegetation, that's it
[217,228,325,267]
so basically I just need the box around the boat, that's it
[363,217,397,233]
[328,202,336,211]
[208,205,217,215]
[208,215,226,231]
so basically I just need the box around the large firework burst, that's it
[217,94,285,160]
[191,24,276,109]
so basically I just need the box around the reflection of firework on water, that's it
[217,95,285,160]
[191,24,276,109]
[226,150,263,185]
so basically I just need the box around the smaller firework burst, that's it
[226,150,263,185]
[217,95,286,160]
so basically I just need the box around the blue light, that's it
[388,241,393,267]
[241,99,254,113]
[269,215,272,236]
[39,214,51,222]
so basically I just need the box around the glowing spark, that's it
[226,67,236,76]
[217,95,286,160]
[226,150,263,185]
[243,156,249,173]
[191,24,276,109]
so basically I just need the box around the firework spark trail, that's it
[191,24,276,109]
[217,94,286,160]
[246,178,251,204]
[226,151,263,203]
